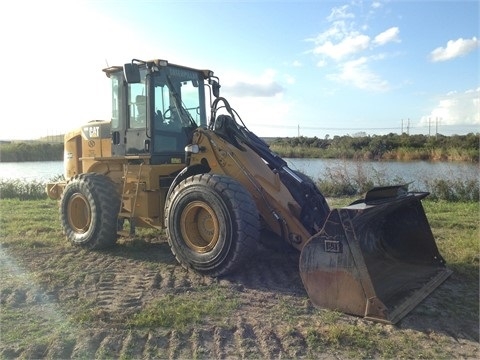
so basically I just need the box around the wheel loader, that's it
[46,58,451,324]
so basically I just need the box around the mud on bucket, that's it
[299,187,452,324]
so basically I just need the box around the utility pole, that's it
[407,118,410,135]
[428,117,431,136]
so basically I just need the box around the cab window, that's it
[129,81,146,129]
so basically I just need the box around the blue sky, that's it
[2,0,478,140]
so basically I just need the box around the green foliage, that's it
[269,133,479,161]
[303,322,444,359]
[0,142,63,162]
[3,133,478,163]
[312,161,479,201]
[316,162,397,197]
[127,286,239,330]
[0,179,48,200]
[0,175,64,200]
[2,172,477,202]
[425,178,480,202]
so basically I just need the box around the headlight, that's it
[185,144,200,154]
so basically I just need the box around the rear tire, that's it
[60,173,120,249]
[165,173,260,277]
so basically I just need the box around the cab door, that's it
[110,72,126,157]
[125,81,149,155]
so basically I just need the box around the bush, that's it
[0,179,47,200]
[0,175,64,200]
[269,133,479,162]
[424,178,480,202]
[316,162,390,197]
[315,163,478,202]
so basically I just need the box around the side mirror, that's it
[210,79,221,98]
[124,63,141,83]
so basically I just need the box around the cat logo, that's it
[89,126,100,138]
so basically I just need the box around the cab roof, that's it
[102,59,213,79]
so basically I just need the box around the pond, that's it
[0,159,477,192]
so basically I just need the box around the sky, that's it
[1,0,479,140]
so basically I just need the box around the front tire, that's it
[165,173,260,277]
[60,173,120,249]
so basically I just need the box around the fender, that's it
[166,163,211,204]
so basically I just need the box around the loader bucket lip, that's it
[364,267,452,324]
[299,193,452,324]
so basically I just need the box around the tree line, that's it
[268,133,479,162]
[0,142,63,162]
[1,132,478,162]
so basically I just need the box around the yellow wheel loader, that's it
[46,58,451,324]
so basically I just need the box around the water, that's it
[0,160,478,190]
[285,158,479,184]
[0,161,64,182]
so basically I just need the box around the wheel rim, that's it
[67,193,91,233]
[180,201,220,253]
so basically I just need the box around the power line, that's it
[249,122,479,136]
[251,124,402,131]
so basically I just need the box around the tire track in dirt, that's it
[234,318,260,358]
[0,241,312,359]
[228,242,305,296]
[70,330,108,359]
[2,240,479,359]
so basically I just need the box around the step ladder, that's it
[118,163,143,237]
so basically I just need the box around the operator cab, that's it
[104,59,215,164]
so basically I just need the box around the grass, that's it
[423,200,479,280]
[300,316,457,359]
[0,248,78,356]
[127,285,240,330]
[1,197,477,291]
[0,199,62,247]
[0,197,478,358]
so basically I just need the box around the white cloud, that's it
[327,5,355,22]
[312,26,399,61]
[327,57,389,92]
[225,81,284,97]
[313,33,370,60]
[420,88,480,126]
[430,37,480,62]
[226,94,296,136]
[373,27,400,46]
[308,21,347,45]
[221,69,285,98]
[307,3,402,92]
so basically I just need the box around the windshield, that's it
[152,66,207,128]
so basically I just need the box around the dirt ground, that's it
[1,233,478,359]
